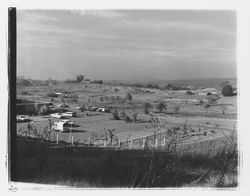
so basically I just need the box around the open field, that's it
[17,82,237,147]
[15,81,238,187]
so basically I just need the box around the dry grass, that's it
[14,134,238,188]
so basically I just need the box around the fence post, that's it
[88,137,91,146]
[142,138,145,148]
[130,139,133,149]
[71,136,74,146]
[154,139,158,147]
[25,130,27,141]
[56,134,59,144]
[162,138,166,146]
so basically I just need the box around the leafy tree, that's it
[221,84,234,96]
[156,102,166,113]
[76,75,84,82]
[112,110,120,120]
[165,83,173,90]
[119,110,126,120]
[219,81,230,89]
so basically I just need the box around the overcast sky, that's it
[17,10,236,81]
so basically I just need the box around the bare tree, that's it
[148,113,162,147]
[156,102,166,113]
[104,128,116,146]
[143,102,153,114]
[132,112,138,122]
[203,103,210,113]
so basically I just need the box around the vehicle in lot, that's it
[16,115,30,123]
[97,107,110,113]
[91,106,98,111]
[56,103,69,108]
[63,111,76,117]
[50,113,70,119]
[76,105,85,110]
[52,121,69,132]
[52,120,75,132]
[61,119,75,127]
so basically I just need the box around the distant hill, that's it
[105,78,237,89]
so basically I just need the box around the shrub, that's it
[146,84,159,89]
[46,92,58,97]
[132,112,138,122]
[125,116,131,123]
[173,105,180,114]
[112,110,120,120]
[91,80,103,84]
[143,102,152,114]
[186,90,194,95]
[17,79,32,86]
[76,75,84,82]
[125,92,132,100]
[221,84,234,96]
[204,103,210,113]
[21,91,28,95]
[119,110,126,119]
[68,94,79,99]
[208,95,219,104]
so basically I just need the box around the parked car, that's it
[60,119,75,126]
[56,103,69,108]
[91,107,98,111]
[50,113,70,119]
[16,115,30,123]
[63,111,76,117]
[52,120,76,132]
[52,121,69,132]
[97,107,110,113]
[76,105,85,110]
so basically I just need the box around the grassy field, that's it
[15,81,238,187]
[17,82,237,145]
[15,136,238,187]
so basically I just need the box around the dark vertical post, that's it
[8,7,17,181]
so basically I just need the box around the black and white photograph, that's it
[10,8,239,188]
[3,1,250,192]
